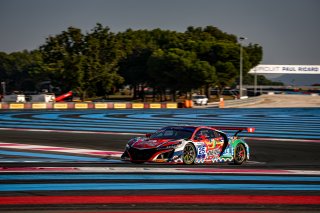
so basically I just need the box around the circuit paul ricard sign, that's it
[249,65,320,74]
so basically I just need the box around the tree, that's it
[245,43,263,68]
[2,24,266,101]
[82,23,124,98]
[148,48,216,101]
[0,50,47,93]
[243,74,284,86]
[204,42,243,95]
[116,29,159,100]
[118,48,153,99]
[40,27,85,95]
[40,24,124,100]
[0,52,10,93]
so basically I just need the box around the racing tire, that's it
[183,143,196,165]
[233,143,246,165]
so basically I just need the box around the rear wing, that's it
[211,126,255,137]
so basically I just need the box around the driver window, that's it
[213,131,221,138]
[163,130,174,137]
[195,129,209,140]
[207,129,216,139]
[213,130,224,142]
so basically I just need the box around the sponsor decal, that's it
[249,64,320,74]
[207,148,220,157]
[32,103,47,109]
[9,103,24,109]
[54,103,68,109]
[75,103,88,109]
[166,103,177,108]
[114,103,126,109]
[132,103,144,109]
[149,103,161,109]
[94,103,108,109]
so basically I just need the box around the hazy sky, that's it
[0,0,319,85]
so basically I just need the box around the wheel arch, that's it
[233,140,250,164]
[182,142,197,165]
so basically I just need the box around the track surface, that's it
[0,108,320,139]
[1,130,320,169]
[0,109,320,212]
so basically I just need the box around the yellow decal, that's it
[54,103,68,109]
[75,103,88,109]
[32,103,47,109]
[94,103,108,109]
[9,103,24,109]
[149,103,161,109]
[114,103,127,109]
[166,103,177,108]
[132,103,144,109]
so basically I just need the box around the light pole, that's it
[239,37,247,98]
[254,68,257,95]
[1,82,5,96]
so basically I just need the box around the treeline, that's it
[0,23,282,101]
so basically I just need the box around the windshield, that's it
[150,128,194,139]
[193,95,206,99]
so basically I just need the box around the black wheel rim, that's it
[183,144,196,164]
[235,144,246,163]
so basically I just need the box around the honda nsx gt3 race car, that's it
[121,126,255,165]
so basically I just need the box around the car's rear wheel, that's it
[234,143,246,165]
[183,143,196,165]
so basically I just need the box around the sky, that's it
[0,0,319,85]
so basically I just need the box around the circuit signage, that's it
[249,65,320,74]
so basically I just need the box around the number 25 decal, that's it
[198,146,206,155]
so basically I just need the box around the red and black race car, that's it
[121,125,254,164]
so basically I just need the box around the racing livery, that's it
[121,126,255,165]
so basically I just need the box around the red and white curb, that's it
[0,142,122,158]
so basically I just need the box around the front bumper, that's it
[122,147,175,163]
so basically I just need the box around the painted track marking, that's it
[0,141,122,157]
[1,166,320,175]
[0,195,319,205]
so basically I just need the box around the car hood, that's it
[130,137,181,149]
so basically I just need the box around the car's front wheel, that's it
[234,143,246,165]
[183,143,196,165]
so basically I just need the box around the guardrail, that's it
[0,97,264,110]
[0,102,178,110]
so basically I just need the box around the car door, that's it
[194,128,225,159]
[193,128,216,149]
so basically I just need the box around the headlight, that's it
[127,137,141,147]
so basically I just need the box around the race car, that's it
[121,125,255,165]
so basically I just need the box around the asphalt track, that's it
[0,109,320,212]
[1,131,320,212]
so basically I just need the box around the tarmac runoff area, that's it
[227,94,320,108]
